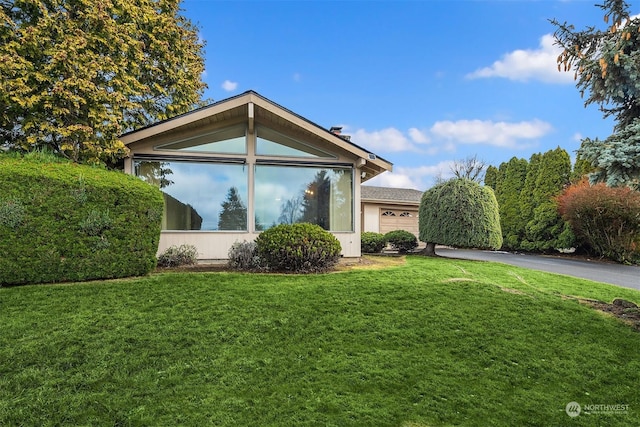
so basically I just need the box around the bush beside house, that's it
[361,232,386,253]
[384,230,418,253]
[0,154,163,285]
[255,223,341,273]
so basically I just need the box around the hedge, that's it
[0,154,163,285]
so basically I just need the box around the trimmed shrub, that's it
[419,178,502,255]
[0,154,163,285]
[361,232,386,253]
[558,180,640,264]
[157,244,199,268]
[384,230,418,253]
[228,240,263,271]
[255,223,341,273]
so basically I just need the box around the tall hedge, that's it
[494,157,528,250]
[419,178,502,255]
[521,147,574,251]
[0,154,163,285]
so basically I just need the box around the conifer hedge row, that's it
[0,154,163,285]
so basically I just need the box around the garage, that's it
[379,208,419,236]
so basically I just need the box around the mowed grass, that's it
[2,256,640,426]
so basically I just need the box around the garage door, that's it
[379,209,419,237]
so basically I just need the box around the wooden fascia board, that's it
[120,94,253,146]
[119,90,392,175]
[251,96,392,173]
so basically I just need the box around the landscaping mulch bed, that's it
[582,298,640,331]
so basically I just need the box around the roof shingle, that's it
[361,186,423,203]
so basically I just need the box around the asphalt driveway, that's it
[437,248,640,291]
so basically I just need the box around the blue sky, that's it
[181,0,628,190]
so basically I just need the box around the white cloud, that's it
[430,119,552,148]
[221,80,238,91]
[351,127,420,153]
[408,127,430,144]
[572,132,583,142]
[293,72,302,82]
[466,34,574,84]
[366,162,455,191]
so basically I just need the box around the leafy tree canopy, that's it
[552,0,640,189]
[1,0,207,165]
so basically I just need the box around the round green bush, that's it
[255,223,342,273]
[419,178,502,251]
[0,153,163,285]
[384,229,418,253]
[361,231,386,253]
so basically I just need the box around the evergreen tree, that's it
[495,157,529,250]
[552,0,640,188]
[419,178,502,256]
[521,148,575,251]
[571,154,595,183]
[218,187,247,231]
[0,0,207,164]
[484,165,499,191]
[518,152,542,241]
[300,170,331,230]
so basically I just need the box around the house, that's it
[361,185,423,240]
[120,90,392,259]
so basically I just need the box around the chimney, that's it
[330,126,351,141]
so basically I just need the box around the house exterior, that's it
[361,185,424,240]
[120,91,392,259]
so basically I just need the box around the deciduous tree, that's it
[449,154,486,182]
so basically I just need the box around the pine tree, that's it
[552,0,640,188]
[300,170,331,230]
[218,187,247,231]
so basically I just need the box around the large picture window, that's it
[134,160,248,231]
[256,125,335,158]
[254,165,353,231]
[154,124,246,154]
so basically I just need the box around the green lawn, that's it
[1,256,640,426]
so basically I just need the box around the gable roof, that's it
[361,185,423,204]
[120,90,392,180]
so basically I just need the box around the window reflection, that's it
[154,124,246,154]
[255,165,352,231]
[256,126,335,158]
[135,160,248,231]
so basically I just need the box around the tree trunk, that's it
[421,242,437,257]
